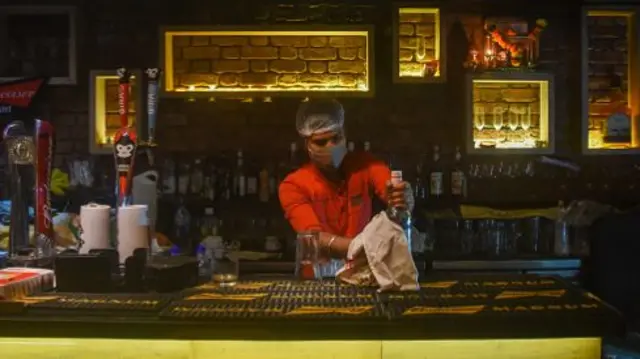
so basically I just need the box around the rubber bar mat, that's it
[27,293,174,313]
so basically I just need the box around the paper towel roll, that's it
[79,203,111,254]
[117,205,149,264]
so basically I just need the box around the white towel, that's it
[336,211,419,292]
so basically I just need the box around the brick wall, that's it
[4,0,637,204]
[397,10,438,77]
[585,14,629,149]
[172,34,368,92]
[472,82,542,146]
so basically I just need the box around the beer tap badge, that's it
[0,77,47,115]
[117,68,132,128]
[145,68,161,144]
[3,121,34,165]
[34,120,54,247]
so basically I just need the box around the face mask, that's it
[309,141,347,169]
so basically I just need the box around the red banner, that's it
[0,77,47,109]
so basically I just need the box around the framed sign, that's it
[0,6,77,85]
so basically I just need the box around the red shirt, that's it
[279,151,391,238]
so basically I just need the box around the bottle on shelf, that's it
[429,145,444,199]
[246,158,258,197]
[450,146,467,199]
[414,154,427,201]
[258,162,270,203]
[190,158,204,195]
[233,150,246,198]
[348,141,355,153]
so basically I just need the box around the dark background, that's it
[1,0,639,206]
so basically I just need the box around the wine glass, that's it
[521,105,531,131]
[493,107,504,131]
[474,105,485,131]
[508,105,520,131]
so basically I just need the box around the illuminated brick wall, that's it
[472,82,542,144]
[585,14,629,148]
[397,10,438,78]
[170,34,368,92]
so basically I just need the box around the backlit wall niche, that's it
[161,27,373,97]
[582,8,640,153]
[393,6,444,83]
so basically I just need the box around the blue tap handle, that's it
[145,68,161,144]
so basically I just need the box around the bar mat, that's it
[27,293,173,315]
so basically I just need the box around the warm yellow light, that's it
[397,7,441,79]
[472,78,550,151]
[163,29,371,95]
[0,337,601,359]
[585,10,635,151]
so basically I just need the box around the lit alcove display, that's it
[466,72,555,154]
[161,27,373,97]
[582,8,639,153]
[393,6,443,82]
[88,70,143,154]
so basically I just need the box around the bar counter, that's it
[0,274,624,359]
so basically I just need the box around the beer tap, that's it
[143,68,161,165]
[34,119,54,259]
[3,121,34,260]
[113,68,137,207]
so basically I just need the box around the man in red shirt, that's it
[279,99,413,260]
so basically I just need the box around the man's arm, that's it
[279,180,351,258]
[367,154,392,204]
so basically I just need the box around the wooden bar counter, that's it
[0,274,623,359]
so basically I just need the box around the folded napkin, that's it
[336,211,419,292]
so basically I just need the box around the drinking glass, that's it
[212,251,239,287]
[295,231,321,280]
[508,105,520,131]
[521,105,532,131]
[474,105,485,131]
[493,107,504,131]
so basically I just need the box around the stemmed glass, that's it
[474,105,485,131]
[493,107,504,131]
[520,105,531,131]
[508,105,520,131]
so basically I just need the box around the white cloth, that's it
[336,211,419,292]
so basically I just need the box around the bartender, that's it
[279,99,414,261]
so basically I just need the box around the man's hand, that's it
[387,181,415,212]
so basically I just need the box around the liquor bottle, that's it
[429,145,444,198]
[414,154,427,201]
[259,162,270,203]
[363,141,371,152]
[348,141,355,152]
[289,142,301,170]
[233,150,246,198]
[177,161,190,195]
[389,171,413,250]
[190,158,204,195]
[246,158,258,197]
[450,146,466,198]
